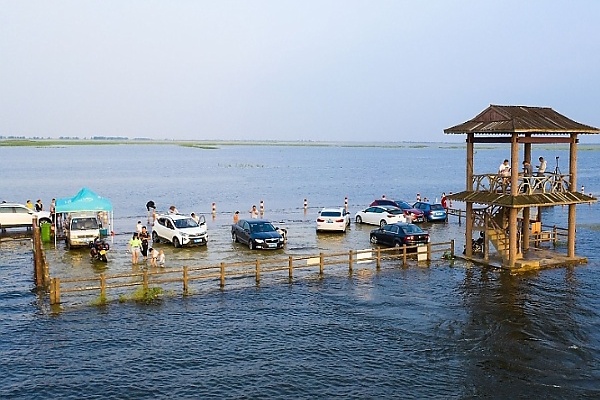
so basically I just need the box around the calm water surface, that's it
[1,143,600,399]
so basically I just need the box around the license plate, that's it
[267,243,277,248]
[327,219,333,223]
[194,239,202,243]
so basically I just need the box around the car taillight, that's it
[387,214,395,218]
[335,219,344,223]
[317,218,324,222]
[406,235,414,240]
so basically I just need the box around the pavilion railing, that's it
[471,172,571,195]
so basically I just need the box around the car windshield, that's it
[321,211,342,217]
[397,201,412,209]
[401,224,424,234]
[174,218,199,229]
[430,204,444,211]
[250,222,276,233]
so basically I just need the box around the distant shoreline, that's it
[1,138,600,150]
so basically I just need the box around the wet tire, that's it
[380,220,387,228]
[355,216,362,224]
[173,237,181,248]
[394,241,403,248]
[370,235,377,244]
[152,231,160,243]
[232,233,238,243]
[248,240,254,250]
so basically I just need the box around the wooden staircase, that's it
[484,207,522,261]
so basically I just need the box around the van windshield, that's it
[72,218,99,230]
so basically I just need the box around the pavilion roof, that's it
[444,105,600,135]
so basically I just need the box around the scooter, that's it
[89,237,110,262]
[463,232,484,255]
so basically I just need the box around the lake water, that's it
[1,143,600,399]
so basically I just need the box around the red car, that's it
[369,199,425,223]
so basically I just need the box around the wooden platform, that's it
[457,247,587,272]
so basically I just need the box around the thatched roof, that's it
[448,191,597,207]
[445,105,600,135]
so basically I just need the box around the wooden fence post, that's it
[220,262,225,288]
[255,259,261,284]
[319,253,324,276]
[427,243,432,261]
[50,277,60,305]
[402,245,407,266]
[143,269,149,291]
[553,225,558,246]
[43,261,50,288]
[376,247,381,270]
[100,273,106,299]
[348,250,353,274]
[288,256,293,280]
[183,266,189,295]
[450,239,455,257]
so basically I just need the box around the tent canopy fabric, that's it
[55,187,113,213]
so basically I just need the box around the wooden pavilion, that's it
[444,105,600,270]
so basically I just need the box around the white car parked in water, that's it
[152,214,208,248]
[316,207,351,233]
[0,203,51,230]
[354,205,407,228]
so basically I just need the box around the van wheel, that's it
[173,237,181,248]
[152,231,160,243]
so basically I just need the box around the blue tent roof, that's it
[55,187,113,213]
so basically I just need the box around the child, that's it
[158,249,165,267]
[136,221,143,234]
[149,247,159,267]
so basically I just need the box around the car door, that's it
[380,224,398,245]
[238,221,251,244]
[364,207,381,225]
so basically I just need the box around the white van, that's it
[65,213,101,248]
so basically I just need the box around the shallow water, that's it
[1,143,600,398]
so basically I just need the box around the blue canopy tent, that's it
[54,187,113,246]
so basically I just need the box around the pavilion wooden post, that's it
[508,133,519,267]
[567,134,578,257]
[465,134,474,257]
[522,207,530,251]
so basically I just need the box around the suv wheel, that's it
[173,237,181,248]
[152,231,160,243]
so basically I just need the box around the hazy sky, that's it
[2,1,599,142]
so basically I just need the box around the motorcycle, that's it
[463,232,484,255]
[89,237,110,262]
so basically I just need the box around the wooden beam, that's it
[470,136,577,144]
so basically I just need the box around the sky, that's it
[1,1,600,143]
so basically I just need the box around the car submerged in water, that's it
[231,219,285,250]
[413,202,447,222]
[152,214,208,248]
[369,222,429,249]
[316,207,351,233]
[355,205,407,227]
[0,202,51,230]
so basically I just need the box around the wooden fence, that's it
[49,241,455,306]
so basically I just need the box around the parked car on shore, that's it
[413,202,447,222]
[0,202,51,230]
[232,219,285,250]
[152,214,208,248]
[316,207,351,233]
[355,205,407,227]
[369,222,429,249]
[370,199,425,223]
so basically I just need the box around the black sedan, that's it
[369,222,429,249]
[231,219,285,250]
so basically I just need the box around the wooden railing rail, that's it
[49,241,455,306]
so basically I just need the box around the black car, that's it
[369,222,429,248]
[231,219,285,250]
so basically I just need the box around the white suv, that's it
[152,214,208,248]
[0,203,51,230]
